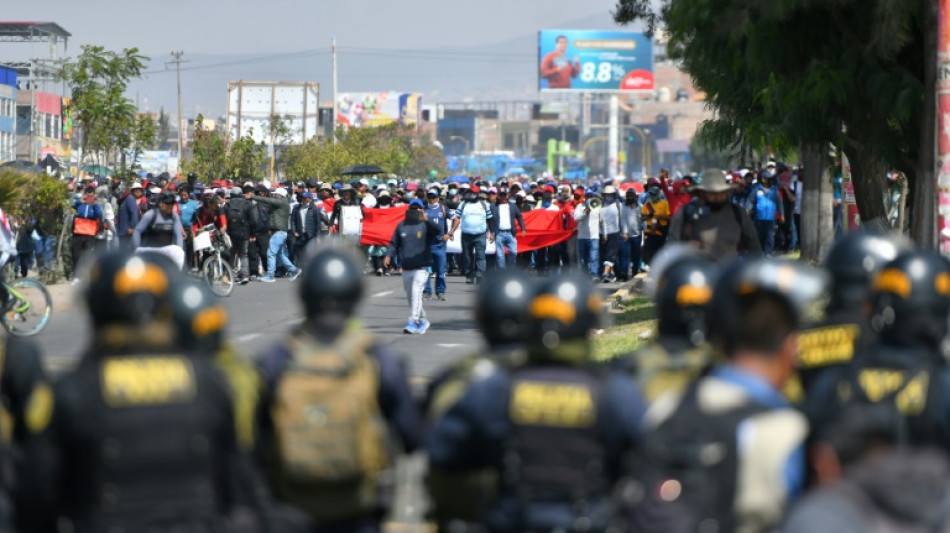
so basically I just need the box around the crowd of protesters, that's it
[56,161,817,292]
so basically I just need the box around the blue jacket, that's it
[388,219,441,271]
[753,185,784,222]
[116,194,141,235]
[72,200,102,220]
[426,364,646,532]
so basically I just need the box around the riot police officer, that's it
[423,269,535,531]
[22,250,247,532]
[806,250,950,447]
[794,230,908,397]
[255,246,421,532]
[619,253,720,402]
[427,272,646,533]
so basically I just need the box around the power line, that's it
[143,48,331,75]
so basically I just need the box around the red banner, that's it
[358,206,575,252]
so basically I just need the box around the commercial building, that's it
[0,66,15,162]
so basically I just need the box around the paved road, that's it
[36,273,484,380]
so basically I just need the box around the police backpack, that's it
[615,382,768,533]
[267,329,392,522]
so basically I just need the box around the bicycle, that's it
[0,276,53,336]
[193,224,235,297]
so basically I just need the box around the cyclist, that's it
[132,192,185,270]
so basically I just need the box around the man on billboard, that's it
[541,35,580,89]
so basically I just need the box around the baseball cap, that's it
[409,199,425,209]
[488,187,498,194]
[319,182,331,191]
[359,178,369,186]
[149,186,162,194]
[131,182,144,190]
[230,186,242,196]
[273,188,287,197]
[376,183,388,191]
[301,191,314,199]
[427,188,440,197]
[377,190,391,198]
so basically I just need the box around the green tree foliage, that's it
[613,0,932,242]
[227,131,266,182]
[180,115,227,182]
[282,124,446,181]
[59,45,148,169]
[155,107,171,150]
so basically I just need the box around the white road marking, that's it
[437,343,463,348]
[237,333,260,342]
[372,290,394,298]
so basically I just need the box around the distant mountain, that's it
[127,10,642,119]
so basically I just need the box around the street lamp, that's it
[448,135,470,155]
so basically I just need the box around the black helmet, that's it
[709,258,826,354]
[527,272,601,362]
[171,280,227,354]
[159,191,177,205]
[84,250,179,329]
[823,230,908,313]
[655,255,720,346]
[299,247,364,318]
[475,269,535,348]
[870,250,950,349]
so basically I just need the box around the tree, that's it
[59,45,147,169]
[180,115,226,182]
[614,0,932,247]
[264,114,297,178]
[155,107,171,150]
[128,115,158,173]
[226,130,266,182]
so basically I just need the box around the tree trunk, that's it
[844,143,889,230]
[914,0,938,248]
[800,145,823,261]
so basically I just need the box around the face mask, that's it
[708,200,727,212]
[406,210,422,223]
[649,188,660,198]
[573,194,582,201]
[378,196,392,206]
[625,197,637,205]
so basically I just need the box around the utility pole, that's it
[331,36,338,144]
[167,51,188,162]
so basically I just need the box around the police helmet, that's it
[655,255,721,346]
[870,250,950,349]
[171,280,227,353]
[709,258,826,354]
[84,250,179,329]
[299,246,364,318]
[823,230,909,312]
[527,272,602,359]
[476,269,535,348]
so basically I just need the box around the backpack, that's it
[249,200,270,234]
[268,329,391,522]
[679,202,744,242]
[224,200,249,237]
[617,381,769,533]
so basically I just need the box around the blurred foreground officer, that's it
[427,272,646,533]
[423,269,534,531]
[806,250,950,448]
[256,246,422,533]
[618,258,824,533]
[23,251,246,532]
[619,254,720,402]
[794,231,906,397]
[783,404,950,533]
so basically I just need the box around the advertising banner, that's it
[337,92,422,128]
[939,0,950,251]
[538,30,654,92]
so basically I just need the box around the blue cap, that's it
[301,192,314,199]
[409,199,425,209]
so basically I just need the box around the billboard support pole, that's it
[608,94,619,181]
[332,36,338,144]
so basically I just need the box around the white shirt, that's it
[497,203,511,231]
[793,181,802,215]
[298,204,310,232]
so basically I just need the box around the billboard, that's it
[337,92,422,128]
[226,81,319,145]
[538,30,654,92]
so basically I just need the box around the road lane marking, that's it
[237,334,260,342]
[437,343,463,348]
[372,290,394,298]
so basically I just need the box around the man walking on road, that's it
[386,199,441,335]
[454,188,493,284]
[257,187,300,283]
[490,187,526,269]
[423,187,455,301]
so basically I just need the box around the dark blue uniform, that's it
[427,363,645,532]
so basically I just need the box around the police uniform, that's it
[21,252,247,532]
[426,273,646,533]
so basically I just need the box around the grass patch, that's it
[593,296,657,362]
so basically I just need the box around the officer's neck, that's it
[726,352,792,391]
[303,315,347,343]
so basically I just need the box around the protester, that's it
[640,178,670,267]
[132,191,185,269]
[573,188,602,280]
[386,199,441,334]
[489,186,526,269]
[454,187,493,285]
[71,186,103,284]
[423,187,455,301]
[668,170,760,258]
